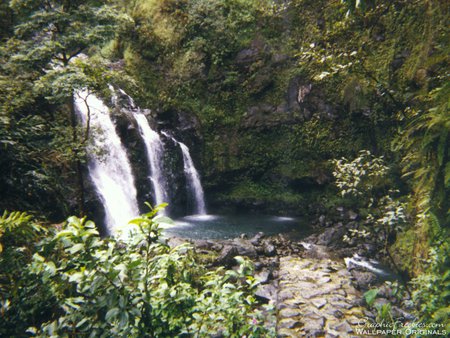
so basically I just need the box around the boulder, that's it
[316,225,347,247]
[231,238,258,258]
[215,245,239,267]
[350,270,378,290]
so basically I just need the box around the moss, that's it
[196,250,219,265]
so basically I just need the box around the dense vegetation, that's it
[0,0,449,336]
[0,206,272,337]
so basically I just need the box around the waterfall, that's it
[110,86,170,212]
[133,114,170,211]
[162,132,206,215]
[74,90,139,234]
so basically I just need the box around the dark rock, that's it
[250,232,265,246]
[254,261,264,271]
[391,306,416,321]
[316,225,347,247]
[330,309,345,319]
[263,243,277,257]
[278,318,302,329]
[231,238,258,258]
[351,270,378,290]
[215,245,239,267]
[191,239,214,250]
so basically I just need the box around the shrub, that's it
[1,206,273,337]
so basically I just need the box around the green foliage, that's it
[1,207,273,337]
[410,235,450,331]
[332,150,388,197]
[0,211,50,337]
[363,288,378,307]
[0,0,134,216]
[394,83,450,222]
[332,151,409,256]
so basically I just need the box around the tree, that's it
[1,0,127,215]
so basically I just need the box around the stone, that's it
[333,320,353,333]
[325,332,340,338]
[316,226,347,247]
[278,318,302,329]
[263,243,277,257]
[351,270,378,290]
[255,284,277,303]
[302,244,331,259]
[215,245,238,267]
[303,316,325,332]
[277,328,297,337]
[330,309,344,319]
[231,238,257,258]
[278,289,295,301]
[254,261,264,271]
[249,232,265,245]
[311,298,327,309]
[331,301,352,310]
[236,48,260,64]
[279,308,301,318]
[255,269,271,284]
[318,277,332,284]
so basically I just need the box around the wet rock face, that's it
[111,110,154,212]
[160,134,188,216]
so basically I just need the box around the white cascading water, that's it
[133,114,170,211]
[162,132,206,215]
[74,90,140,235]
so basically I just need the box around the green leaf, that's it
[364,289,379,307]
[105,308,120,323]
[68,243,85,254]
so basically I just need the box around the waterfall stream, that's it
[76,86,207,234]
[162,132,206,215]
[133,113,170,212]
[74,90,139,234]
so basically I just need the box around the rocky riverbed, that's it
[167,223,415,337]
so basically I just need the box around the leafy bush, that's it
[0,206,273,337]
[331,151,407,252]
[411,235,450,332]
[331,150,388,198]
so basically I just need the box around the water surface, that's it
[163,213,312,240]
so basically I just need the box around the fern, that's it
[0,211,45,252]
